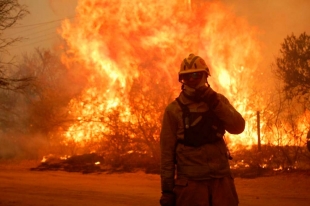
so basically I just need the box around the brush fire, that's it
[33,0,310,175]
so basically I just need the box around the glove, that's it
[195,85,220,109]
[159,192,175,206]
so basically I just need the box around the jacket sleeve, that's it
[160,104,178,192]
[213,94,245,134]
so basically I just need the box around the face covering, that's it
[183,73,207,97]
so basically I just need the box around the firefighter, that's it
[159,54,245,206]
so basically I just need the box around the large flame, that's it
[58,0,262,149]
[57,0,309,152]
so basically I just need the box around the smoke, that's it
[221,0,310,70]
[0,132,48,160]
[48,0,78,17]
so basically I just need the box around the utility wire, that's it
[10,16,75,29]
[6,16,75,50]
[5,29,61,50]
[12,25,59,37]
[8,23,57,34]
[24,32,58,42]
[9,36,62,50]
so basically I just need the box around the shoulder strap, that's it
[175,97,190,129]
[175,98,190,117]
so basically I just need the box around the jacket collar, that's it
[178,92,196,105]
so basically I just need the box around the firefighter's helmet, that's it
[179,54,210,82]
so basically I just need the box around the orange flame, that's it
[57,0,309,151]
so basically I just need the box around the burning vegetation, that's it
[1,0,310,176]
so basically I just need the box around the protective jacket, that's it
[160,91,245,192]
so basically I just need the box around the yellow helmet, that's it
[179,54,210,81]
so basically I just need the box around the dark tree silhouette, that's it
[0,0,30,91]
[274,32,310,98]
[0,0,28,52]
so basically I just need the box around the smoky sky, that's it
[221,0,310,66]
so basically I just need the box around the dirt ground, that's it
[0,160,310,206]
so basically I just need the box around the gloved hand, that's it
[159,192,175,206]
[195,85,219,109]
